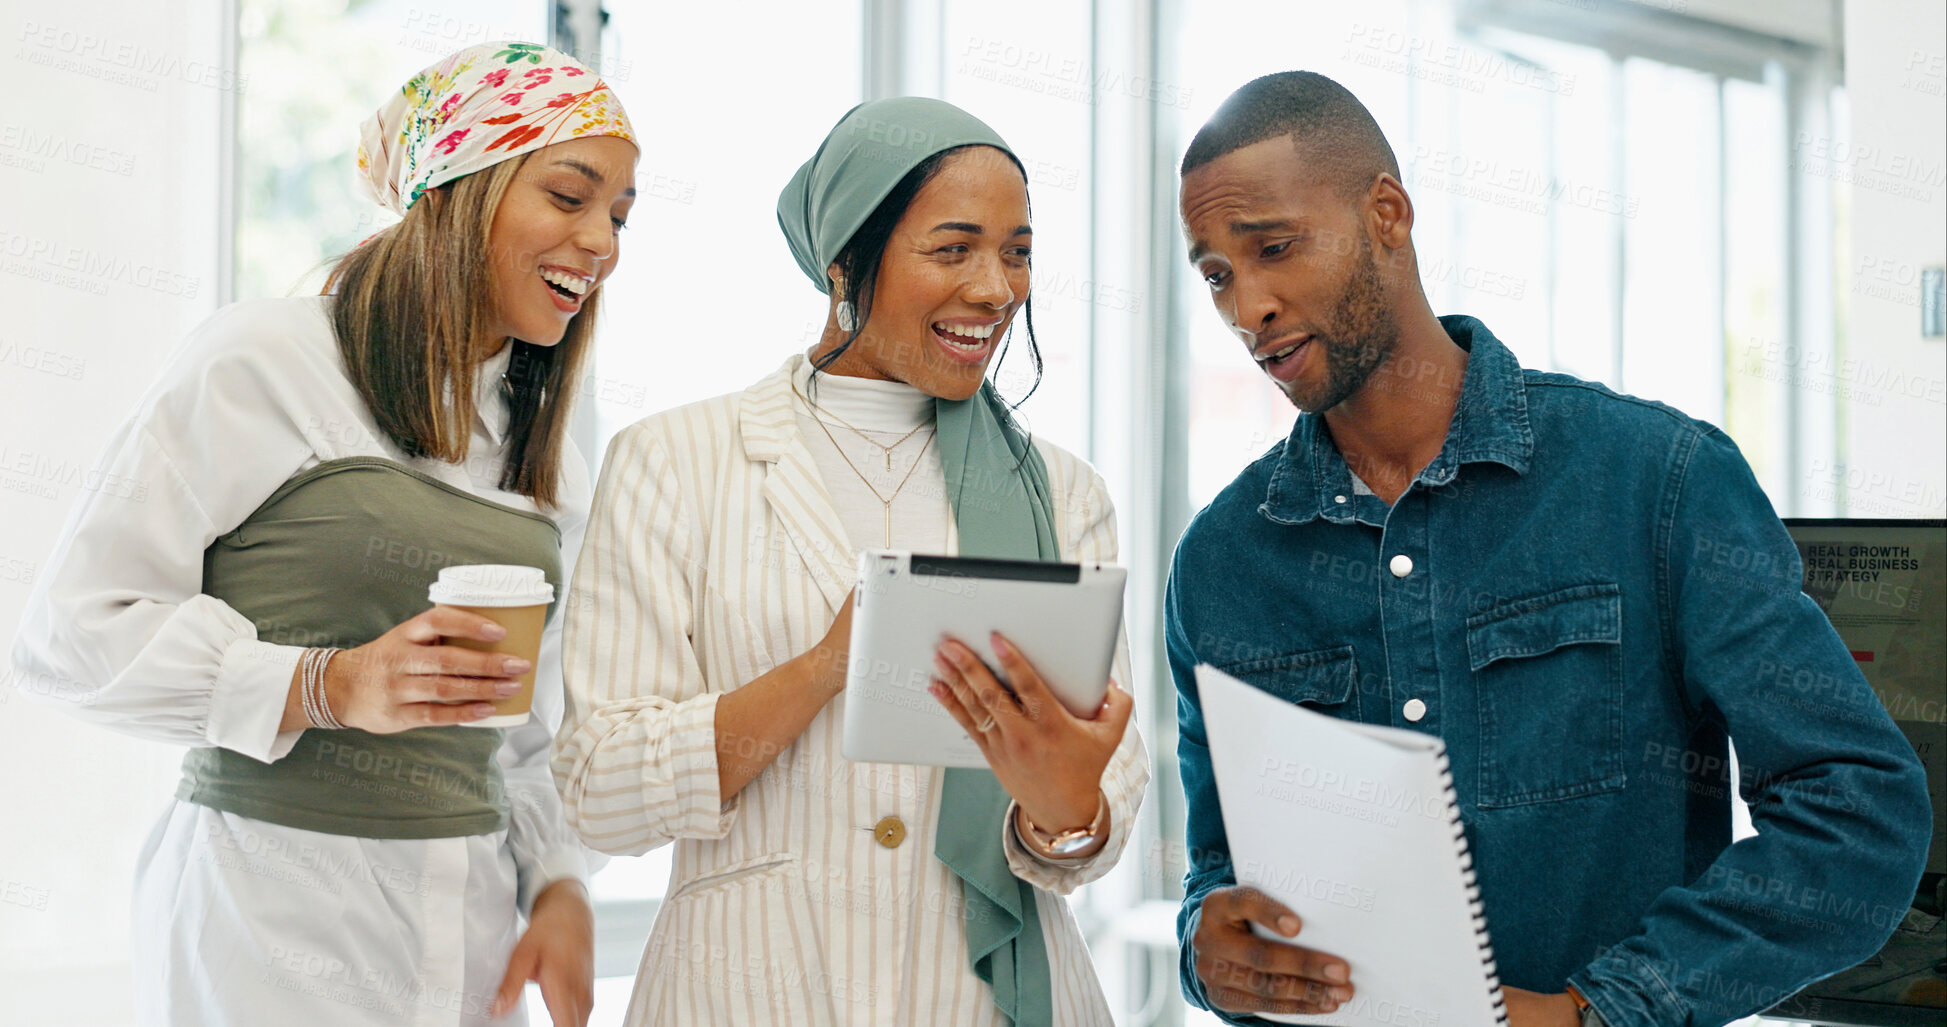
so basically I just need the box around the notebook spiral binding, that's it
[1434,749,1509,1026]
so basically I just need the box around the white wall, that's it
[0,3,228,1023]
[1839,0,1947,517]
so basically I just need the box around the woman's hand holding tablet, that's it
[841,550,1127,770]
[929,634,1133,842]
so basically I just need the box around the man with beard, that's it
[1166,72,1929,1027]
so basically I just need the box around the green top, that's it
[177,457,562,839]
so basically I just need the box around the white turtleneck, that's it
[791,356,951,557]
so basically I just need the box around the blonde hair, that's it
[325,153,594,509]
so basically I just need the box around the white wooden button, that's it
[1390,554,1414,578]
[1403,698,1427,722]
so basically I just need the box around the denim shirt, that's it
[1168,316,1931,1027]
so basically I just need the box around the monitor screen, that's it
[1770,519,1946,1025]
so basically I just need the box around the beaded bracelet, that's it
[300,647,346,730]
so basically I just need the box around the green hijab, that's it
[778,97,1059,1027]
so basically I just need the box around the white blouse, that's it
[10,294,590,896]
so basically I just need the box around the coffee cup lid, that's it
[427,564,554,607]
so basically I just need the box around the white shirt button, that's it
[1403,698,1427,722]
[1334,495,1347,504]
[1390,554,1414,578]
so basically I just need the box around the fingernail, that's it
[503,657,531,674]
[933,655,954,678]
[1278,915,1299,936]
[473,704,498,717]
[1331,985,1354,1002]
[989,632,1012,655]
[496,681,522,696]
[481,623,508,640]
[928,681,944,698]
[1325,963,1349,983]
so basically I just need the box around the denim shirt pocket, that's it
[1214,645,1362,720]
[1467,583,1626,808]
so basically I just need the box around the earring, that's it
[835,300,857,332]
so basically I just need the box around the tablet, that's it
[842,549,1127,768]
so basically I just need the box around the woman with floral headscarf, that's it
[11,41,636,1026]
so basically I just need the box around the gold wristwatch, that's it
[1019,793,1108,858]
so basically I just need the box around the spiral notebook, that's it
[1195,665,1507,1026]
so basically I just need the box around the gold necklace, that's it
[797,387,936,547]
[791,383,930,470]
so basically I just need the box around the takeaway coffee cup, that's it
[428,564,553,728]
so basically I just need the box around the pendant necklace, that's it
[794,385,930,471]
[794,383,936,547]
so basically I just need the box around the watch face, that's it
[1048,831,1096,856]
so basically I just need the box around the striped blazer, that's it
[553,356,1149,1026]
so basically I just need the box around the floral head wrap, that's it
[357,41,635,216]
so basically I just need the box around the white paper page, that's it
[1196,665,1506,1027]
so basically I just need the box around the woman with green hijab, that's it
[553,97,1149,1026]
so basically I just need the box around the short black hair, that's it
[1180,71,1399,199]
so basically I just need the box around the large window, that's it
[576,2,862,447]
